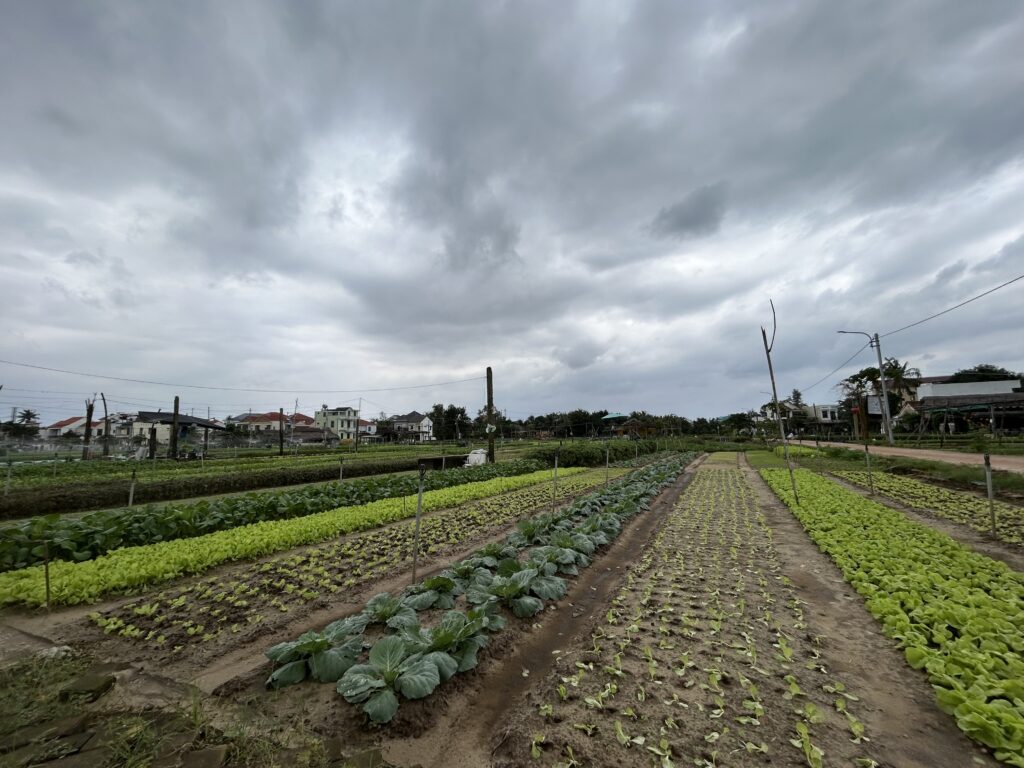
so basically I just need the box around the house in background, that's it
[314,405,360,441]
[391,411,433,442]
[358,419,382,442]
[226,412,316,433]
[44,416,88,439]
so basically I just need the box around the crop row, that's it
[0,468,586,608]
[509,467,877,767]
[92,468,637,653]
[836,470,1024,546]
[0,454,430,519]
[0,459,545,572]
[258,456,692,726]
[4,443,470,488]
[762,469,1024,765]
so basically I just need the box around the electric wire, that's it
[881,271,1024,338]
[0,358,484,393]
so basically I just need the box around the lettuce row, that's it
[762,468,1024,765]
[0,459,546,572]
[836,470,1024,546]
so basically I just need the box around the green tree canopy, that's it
[949,364,1020,382]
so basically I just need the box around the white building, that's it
[315,405,360,441]
[916,380,1021,399]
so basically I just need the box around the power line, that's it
[0,358,485,393]
[881,271,1024,338]
[800,270,1024,394]
[801,341,872,394]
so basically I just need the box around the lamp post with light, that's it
[837,330,894,446]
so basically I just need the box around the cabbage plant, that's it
[337,635,453,723]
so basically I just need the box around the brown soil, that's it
[825,472,1024,572]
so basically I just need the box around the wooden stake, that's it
[411,466,426,584]
[128,467,137,507]
[279,407,285,457]
[44,540,51,612]
[761,303,799,506]
[984,451,996,537]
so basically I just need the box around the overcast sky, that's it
[2,1,1023,426]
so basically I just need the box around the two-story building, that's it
[314,405,360,441]
[391,411,433,442]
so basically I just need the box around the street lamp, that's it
[837,330,894,446]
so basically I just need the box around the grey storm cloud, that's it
[1,0,1023,425]
[648,184,728,240]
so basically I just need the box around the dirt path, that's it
[743,456,999,767]
[799,439,1024,473]
[825,472,1024,571]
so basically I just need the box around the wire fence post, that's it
[984,451,996,537]
[339,458,344,483]
[605,443,609,486]
[411,465,426,585]
[552,448,560,511]
[864,441,874,495]
[128,467,137,507]
[53,452,58,477]
[4,460,10,497]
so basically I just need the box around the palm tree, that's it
[882,358,922,408]
[17,409,39,424]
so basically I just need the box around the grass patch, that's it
[746,450,787,468]
[0,653,90,738]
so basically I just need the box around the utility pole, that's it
[486,366,496,464]
[838,330,894,445]
[169,396,180,459]
[100,392,110,457]
[82,397,95,461]
[761,301,800,505]
[355,397,361,453]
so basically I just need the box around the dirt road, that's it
[797,439,1024,473]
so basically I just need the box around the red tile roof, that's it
[46,416,84,429]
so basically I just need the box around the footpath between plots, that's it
[797,440,1024,474]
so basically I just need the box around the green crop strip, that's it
[0,468,586,607]
[762,468,1024,765]
[836,471,1024,546]
[93,469,628,651]
[0,460,546,572]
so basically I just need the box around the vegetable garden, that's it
[3,447,1023,768]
